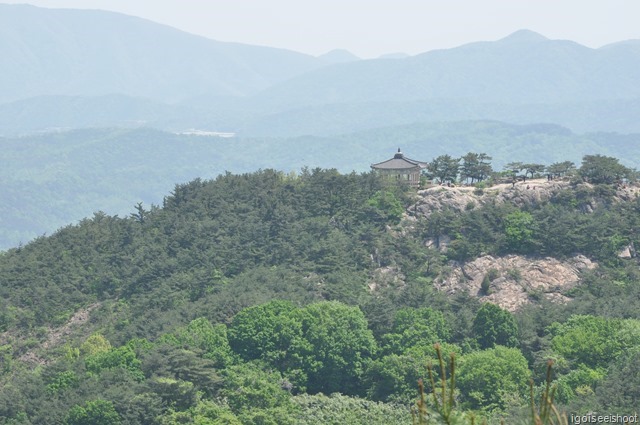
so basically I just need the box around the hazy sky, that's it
[4,1,639,58]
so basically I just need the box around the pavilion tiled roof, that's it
[371,149,427,170]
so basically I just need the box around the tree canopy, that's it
[579,154,632,184]
[472,303,520,349]
[1,164,640,422]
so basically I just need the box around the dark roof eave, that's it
[371,159,426,170]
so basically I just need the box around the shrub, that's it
[507,268,522,282]
[480,275,491,295]
[486,268,500,281]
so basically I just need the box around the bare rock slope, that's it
[435,254,595,311]
[405,178,636,310]
[412,179,569,217]
[412,178,640,218]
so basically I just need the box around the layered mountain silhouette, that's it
[253,29,640,108]
[2,5,640,249]
[317,49,361,64]
[0,4,325,103]
[1,5,639,135]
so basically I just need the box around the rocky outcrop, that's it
[15,303,100,365]
[615,185,640,202]
[618,242,637,259]
[411,179,570,218]
[411,179,640,219]
[401,179,640,310]
[368,266,406,292]
[435,254,596,311]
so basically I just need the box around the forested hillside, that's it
[2,122,640,250]
[1,164,639,424]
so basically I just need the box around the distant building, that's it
[371,149,427,188]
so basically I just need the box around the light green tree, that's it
[550,315,640,369]
[364,354,425,402]
[457,346,530,411]
[503,161,524,177]
[296,301,377,395]
[367,190,404,224]
[504,210,536,252]
[460,152,493,183]
[546,161,576,178]
[164,317,235,368]
[220,362,297,425]
[80,333,112,357]
[472,303,519,349]
[66,399,121,425]
[523,163,546,179]
[228,300,302,369]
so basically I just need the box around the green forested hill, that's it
[1,168,639,424]
[2,122,640,250]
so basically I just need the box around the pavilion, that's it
[371,149,427,188]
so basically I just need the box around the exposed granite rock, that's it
[411,179,570,218]
[367,266,406,292]
[435,254,596,312]
[15,303,100,365]
[618,242,637,259]
[411,179,640,220]
[615,185,640,202]
[399,179,640,310]
[425,234,451,252]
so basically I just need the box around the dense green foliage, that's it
[229,300,376,394]
[426,155,460,184]
[1,166,640,423]
[549,315,640,369]
[472,304,519,349]
[457,346,530,411]
[66,399,121,425]
[579,155,633,184]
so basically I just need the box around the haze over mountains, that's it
[4,6,640,421]
[2,4,640,250]
[0,4,326,103]
[1,4,640,136]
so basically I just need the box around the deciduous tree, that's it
[66,399,121,425]
[472,303,519,349]
[457,346,530,411]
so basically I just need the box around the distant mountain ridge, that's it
[1,5,639,136]
[0,4,325,103]
[252,29,640,109]
[317,49,361,64]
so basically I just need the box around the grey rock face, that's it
[435,254,596,312]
